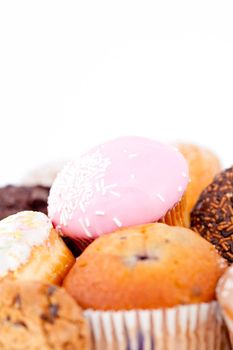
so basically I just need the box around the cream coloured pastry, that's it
[22,161,67,187]
[0,211,75,284]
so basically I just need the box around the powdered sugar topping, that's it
[0,211,52,277]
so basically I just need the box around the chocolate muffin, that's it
[0,185,49,220]
[191,167,233,263]
[0,279,90,350]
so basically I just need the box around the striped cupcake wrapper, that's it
[85,301,230,350]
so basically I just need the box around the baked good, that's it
[0,186,80,258]
[177,143,221,215]
[63,223,225,310]
[191,167,233,263]
[48,136,189,248]
[22,161,67,187]
[0,279,90,350]
[0,211,75,284]
[0,185,49,220]
[217,266,233,348]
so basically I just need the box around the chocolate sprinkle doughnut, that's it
[191,167,233,263]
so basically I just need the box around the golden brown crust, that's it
[0,279,90,350]
[63,223,226,310]
[6,229,75,285]
[177,143,221,216]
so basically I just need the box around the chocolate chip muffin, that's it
[191,167,233,263]
[63,223,226,310]
[0,185,49,220]
[0,279,90,350]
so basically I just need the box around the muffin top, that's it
[177,143,221,214]
[0,279,89,350]
[63,223,225,310]
[191,167,233,263]
[48,136,189,240]
[0,211,52,278]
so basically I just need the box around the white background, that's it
[0,0,232,185]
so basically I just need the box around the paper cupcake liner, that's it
[159,194,189,228]
[219,313,233,349]
[84,302,230,350]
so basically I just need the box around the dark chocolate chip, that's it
[136,255,159,261]
[40,304,59,324]
[13,294,22,309]
[40,313,53,323]
[136,255,148,261]
[49,304,59,319]
[14,320,28,328]
[47,286,57,297]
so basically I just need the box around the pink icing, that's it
[48,136,189,240]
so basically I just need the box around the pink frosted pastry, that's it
[48,136,189,247]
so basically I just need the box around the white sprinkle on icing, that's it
[84,217,90,227]
[130,174,135,180]
[128,153,137,158]
[123,150,127,153]
[105,184,117,190]
[0,211,52,277]
[95,183,100,192]
[113,217,122,227]
[109,190,121,197]
[79,202,86,213]
[95,211,105,216]
[173,147,179,152]
[178,185,183,192]
[182,172,188,178]
[78,218,92,237]
[48,151,111,226]
[156,193,165,203]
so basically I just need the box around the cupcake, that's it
[0,211,75,285]
[0,279,90,350]
[63,223,226,349]
[48,136,189,249]
[191,167,233,264]
[0,185,50,220]
[217,266,233,348]
[177,143,221,216]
